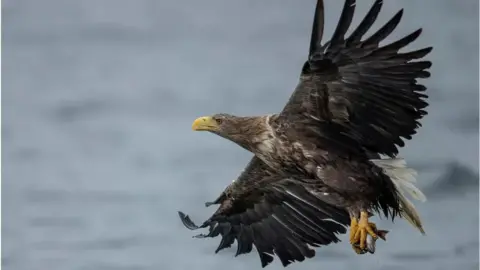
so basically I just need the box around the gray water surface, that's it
[2,0,479,269]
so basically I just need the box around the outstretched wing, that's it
[179,175,350,268]
[281,0,432,157]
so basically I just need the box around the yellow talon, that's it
[353,211,378,250]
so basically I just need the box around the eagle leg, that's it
[353,211,378,250]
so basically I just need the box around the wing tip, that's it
[388,8,404,27]
[178,210,201,230]
[414,27,423,36]
[424,46,434,55]
[309,0,325,58]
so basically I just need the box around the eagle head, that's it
[191,113,238,134]
[191,113,273,151]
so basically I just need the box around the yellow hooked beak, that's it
[192,116,219,131]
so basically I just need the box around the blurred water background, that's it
[2,0,479,269]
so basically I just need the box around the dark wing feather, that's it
[325,0,355,57]
[308,0,324,56]
[179,176,349,268]
[284,0,432,158]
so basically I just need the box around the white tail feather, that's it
[370,158,427,234]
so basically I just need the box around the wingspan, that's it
[179,176,350,267]
[282,0,432,158]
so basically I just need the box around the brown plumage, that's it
[179,0,430,267]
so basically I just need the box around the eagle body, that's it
[232,113,401,220]
[180,0,431,267]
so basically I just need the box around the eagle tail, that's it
[370,158,427,234]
